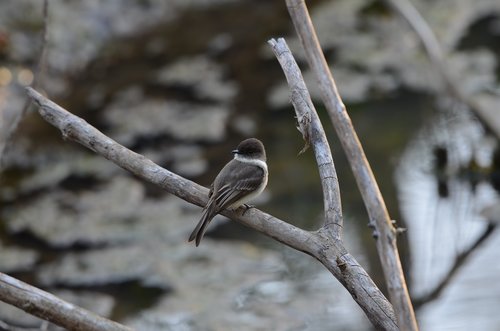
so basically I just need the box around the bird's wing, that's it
[213,163,265,210]
[189,162,264,246]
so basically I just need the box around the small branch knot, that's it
[336,256,347,272]
[396,227,407,235]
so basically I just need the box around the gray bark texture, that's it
[285,1,418,330]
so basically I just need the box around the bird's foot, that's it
[242,204,255,216]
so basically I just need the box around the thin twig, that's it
[383,0,462,101]
[268,38,342,239]
[35,0,50,87]
[0,0,49,170]
[285,0,418,330]
[384,0,500,139]
[24,87,398,330]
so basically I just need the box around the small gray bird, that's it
[188,138,268,246]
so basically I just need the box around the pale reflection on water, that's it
[396,102,500,330]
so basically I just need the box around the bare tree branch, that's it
[284,0,418,330]
[0,272,133,331]
[23,87,398,329]
[385,0,444,65]
[268,38,342,239]
[265,39,398,326]
[24,87,313,252]
[36,0,50,86]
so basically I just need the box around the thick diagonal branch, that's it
[24,87,397,330]
[285,1,418,330]
[25,88,313,253]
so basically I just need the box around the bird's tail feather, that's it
[188,208,215,246]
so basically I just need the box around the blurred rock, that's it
[0,301,52,330]
[0,0,241,93]
[53,290,115,318]
[231,115,257,136]
[267,0,500,106]
[0,241,38,272]
[234,280,294,308]
[104,96,230,144]
[38,245,160,287]
[4,176,198,247]
[15,152,122,195]
[142,143,208,178]
[128,312,195,331]
[156,56,238,102]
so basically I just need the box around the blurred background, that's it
[1,0,499,330]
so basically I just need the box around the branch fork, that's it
[22,68,397,329]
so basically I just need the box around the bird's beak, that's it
[232,149,239,154]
